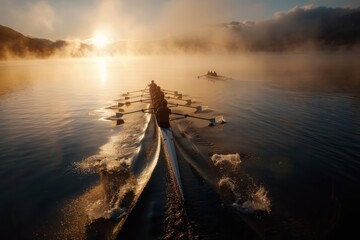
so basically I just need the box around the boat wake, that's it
[174,120,271,216]
[53,112,161,239]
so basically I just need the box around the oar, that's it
[121,85,150,96]
[166,97,192,105]
[197,74,207,78]
[121,90,145,96]
[116,109,146,118]
[105,105,125,112]
[117,98,152,106]
[172,112,220,126]
[168,103,204,113]
[165,92,183,99]
[106,102,125,111]
[105,108,155,121]
[124,94,150,100]
[163,89,178,95]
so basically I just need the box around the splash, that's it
[86,179,136,221]
[218,177,237,202]
[215,115,227,124]
[238,186,271,214]
[211,153,271,215]
[211,153,240,172]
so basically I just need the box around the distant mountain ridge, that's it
[0,25,90,59]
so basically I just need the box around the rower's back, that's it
[156,100,172,128]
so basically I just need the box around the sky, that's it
[0,0,359,41]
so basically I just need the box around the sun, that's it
[92,35,110,49]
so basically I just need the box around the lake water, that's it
[0,54,359,239]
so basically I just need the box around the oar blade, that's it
[115,119,125,125]
[194,106,203,113]
[216,115,227,124]
[208,118,217,127]
[106,105,124,110]
[209,115,227,126]
[116,112,124,118]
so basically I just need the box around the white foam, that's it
[99,158,124,172]
[86,199,109,220]
[82,110,161,227]
[233,186,271,214]
[218,177,236,191]
[211,153,241,170]
[240,186,271,214]
[86,198,127,221]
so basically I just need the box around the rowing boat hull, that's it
[159,126,184,200]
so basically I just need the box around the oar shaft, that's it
[172,112,212,121]
[163,89,178,94]
[125,98,151,104]
[125,94,150,100]
[168,103,195,109]
[166,97,191,104]
[125,90,144,94]
[116,108,155,117]
[122,87,150,95]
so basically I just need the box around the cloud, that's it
[1,1,60,38]
[27,1,58,31]
[223,5,360,51]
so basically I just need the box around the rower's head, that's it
[151,80,154,84]
[162,99,168,107]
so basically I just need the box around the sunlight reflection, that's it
[97,58,107,82]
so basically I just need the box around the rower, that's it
[154,91,165,111]
[156,99,172,128]
[149,80,156,95]
[151,86,160,100]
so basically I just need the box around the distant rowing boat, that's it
[197,72,232,81]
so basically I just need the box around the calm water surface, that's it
[0,54,359,239]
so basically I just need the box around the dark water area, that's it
[0,54,359,239]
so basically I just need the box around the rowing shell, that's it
[149,89,184,200]
[158,126,184,200]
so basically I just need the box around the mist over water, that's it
[0,53,359,239]
[1,5,359,59]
